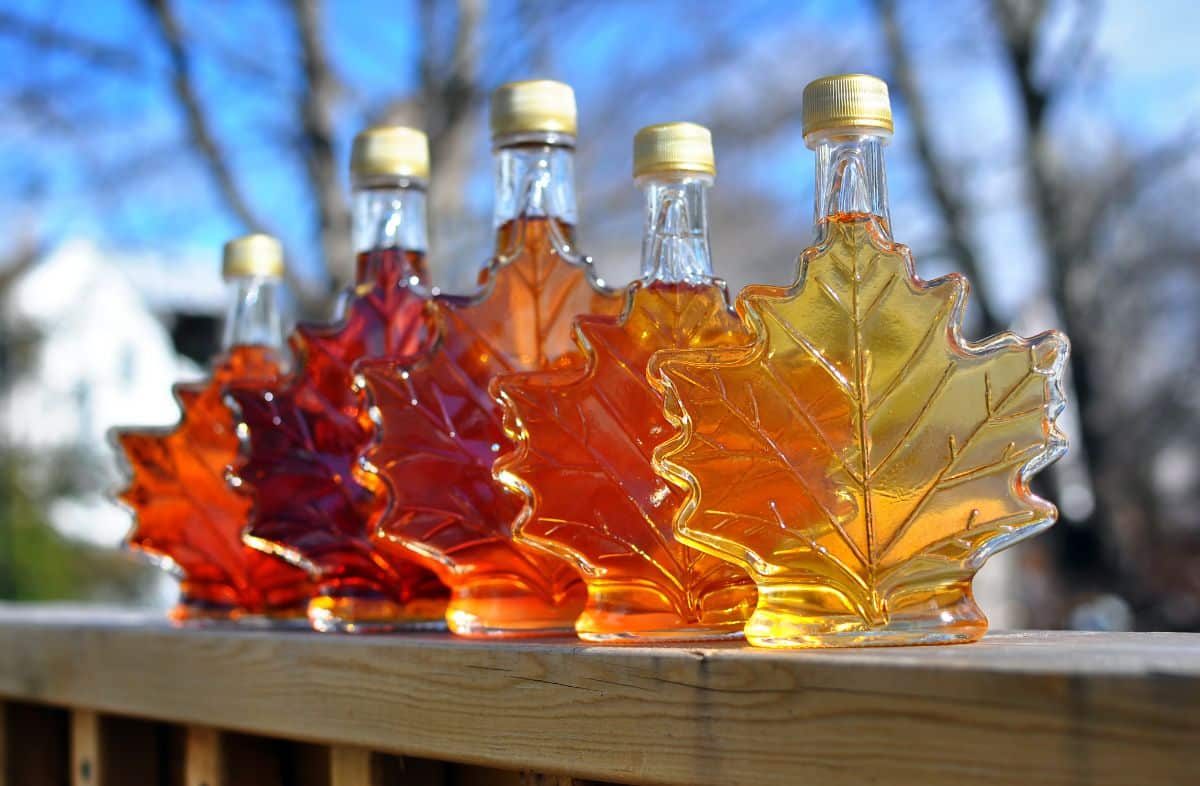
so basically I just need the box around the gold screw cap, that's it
[633,122,716,178]
[350,126,430,181]
[802,74,894,137]
[222,234,285,280]
[490,80,577,139]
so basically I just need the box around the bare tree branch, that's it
[875,0,1002,334]
[419,0,485,164]
[0,9,142,74]
[1074,129,1200,263]
[289,0,344,294]
[142,0,268,235]
[0,235,43,297]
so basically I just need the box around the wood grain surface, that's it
[0,605,1197,786]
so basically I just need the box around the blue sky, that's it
[2,0,1198,317]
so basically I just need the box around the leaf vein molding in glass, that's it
[650,75,1069,647]
[492,123,757,641]
[359,216,622,637]
[357,81,624,637]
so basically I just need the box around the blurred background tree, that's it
[0,0,1196,629]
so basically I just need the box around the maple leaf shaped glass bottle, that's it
[227,127,447,632]
[493,123,756,641]
[114,235,314,624]
[356,80,623,637]
[652,74,1070,647]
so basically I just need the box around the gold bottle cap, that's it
[222,234,285,280]
[633,122,716,178]
[490,80,577,139]
[350,125,430,181]
[802,74,894,137]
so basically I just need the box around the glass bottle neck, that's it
[809,129,892,240]
[492,139,579,232]
[639,174,715,285]
[351,180,428,285]
[221,276,286,353]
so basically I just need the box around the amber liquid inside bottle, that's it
[655,212,1068,647]
[496,281,757,640]
[117,345,314,623]
[230,248,448,632]
[359,216,623,636]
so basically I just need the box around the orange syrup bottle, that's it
[493,123,756,641]
[651,75,1069,647]
[227,127,447,632]
[356,81,623,637]
[114,234,314,624]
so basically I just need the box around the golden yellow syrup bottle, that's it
[356,81,623,637]
[114,235,314,624]
[493,123,756,641]
[651,74,1070,647]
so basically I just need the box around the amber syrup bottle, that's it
[493,123,757,641]
[652,75,1069,647]
[228,127,447,632]
[356,80,623,637]
[114,235,314,624]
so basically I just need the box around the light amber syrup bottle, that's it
[494,122,757,641]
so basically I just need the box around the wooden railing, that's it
[0,605,1197,785]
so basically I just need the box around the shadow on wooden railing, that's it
[1,605,1198,785]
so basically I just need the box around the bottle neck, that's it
[492,138,579,232]
[809,129,893,240]
[351,180,429,285]
[221,276,286,353]
[639,174,715,285]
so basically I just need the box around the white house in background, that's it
[1,237,224,549]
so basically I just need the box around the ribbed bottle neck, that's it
[491,137,579,233]
[809,129,892,240]
[639,173,715,285]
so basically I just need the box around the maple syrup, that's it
[115,234,313,624]
[494,123,756,640]
[229,127,447,632]
[357,81,622,637]
[652,75,1069,647]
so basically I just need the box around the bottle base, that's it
[574,582,750,643]
[308,594,447,634]
[445,581,582,638]
[745,585,987,648]
[577,626,743,643]
[169,602,239,627]
[172,587,312,629]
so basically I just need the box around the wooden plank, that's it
[0,607,1198,786]
[328,746,438,786]
[329,747,371,786]
[72,710,100,786]
[185,727,222,786]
